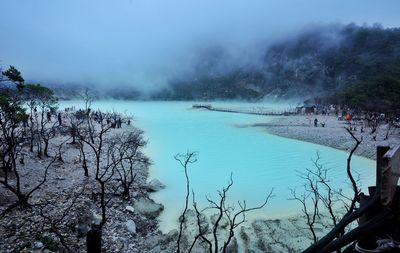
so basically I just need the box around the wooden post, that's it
[357,146,400,250]
[378,145,400,206]
[376,146,390,199]
[357,193,378,249]
[87,225,102,253]
[357,146,389,250]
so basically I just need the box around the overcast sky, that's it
[1,0,399,92]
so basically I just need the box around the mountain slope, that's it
[156,24,400,108]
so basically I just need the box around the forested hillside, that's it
[157,24,400,110]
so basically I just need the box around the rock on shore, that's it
[134,197,164,219]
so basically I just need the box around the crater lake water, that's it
[61,100,375,232]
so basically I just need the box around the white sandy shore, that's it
[255,115,400,160]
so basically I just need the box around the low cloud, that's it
[0,0,399,94]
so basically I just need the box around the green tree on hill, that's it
[336,60,400,111]
[2,65,24,91]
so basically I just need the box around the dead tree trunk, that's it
[304,145,400,253]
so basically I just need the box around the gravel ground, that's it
[0,122,173,253]
[255,115,400,160]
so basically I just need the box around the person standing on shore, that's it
[58,112,62,126]
[314,118,318,127]
[47,111,52,122]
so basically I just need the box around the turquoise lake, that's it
[61,100,375,232]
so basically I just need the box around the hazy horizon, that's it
[1,0,400,94]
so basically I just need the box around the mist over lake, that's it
[2,0,400,251]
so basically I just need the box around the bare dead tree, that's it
[191,175,273,253]
[56,136,70,163]
[81,88,95,144]
[0,99,61,213]
[78,130,113,227]
[190,191,213,253]
[76,112,113,180]
[98,141,126,228]
[344,127,362,213]
[22,84,58,158]
[76,111,140,228]
[175,152,273,253]
[67,112,83,145]
[290,152,351,251]
[302,127,367,253]
[175,151,198,253]
[81,88,93,113]
[311,154,339,227]
[292,127,365,252]
[40,120,58,157]
[113,130,147,199]
[290,185,319,243]
[38,187,85,253]
[218,180,273,253]
[0,151,57,215]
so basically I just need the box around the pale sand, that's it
[255,115,400,160]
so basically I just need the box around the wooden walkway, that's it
[192,104,294,116]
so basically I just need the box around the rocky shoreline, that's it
[0,113,177,253]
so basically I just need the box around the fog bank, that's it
[1,0,399,94]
